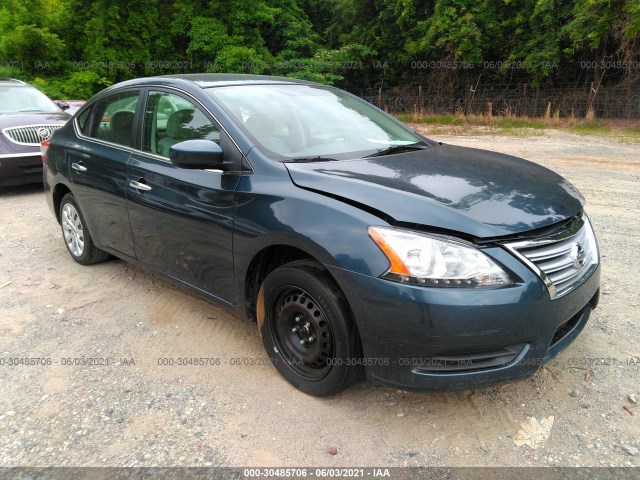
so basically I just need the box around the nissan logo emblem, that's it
[571,242,586,269]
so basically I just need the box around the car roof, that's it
[104,74,317,92]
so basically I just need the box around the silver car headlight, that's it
[368,226,513,288]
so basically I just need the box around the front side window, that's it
[142,91,219,158]
[208,84,425,160]
[88,91,140,147]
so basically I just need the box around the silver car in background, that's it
[0,79,70,186]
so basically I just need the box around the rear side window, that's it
[88,91,140,147]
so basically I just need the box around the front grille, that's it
[413,343,527,374]
[504,213,599,299]
[2,125,62,146]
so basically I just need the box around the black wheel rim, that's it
[269,286,335,381]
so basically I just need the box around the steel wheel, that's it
[259,261,363,396]
[61,202,85,257]
[271,287,335,381]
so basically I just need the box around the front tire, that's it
[59,193,110,265]
[259,261,362,396]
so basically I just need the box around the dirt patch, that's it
[0,130,639,467]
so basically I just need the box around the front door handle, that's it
[129,179,152,192]
[71,162,87,172]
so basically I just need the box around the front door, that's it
[126,89,240,303]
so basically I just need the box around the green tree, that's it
[0,0,637,102]
[0,0,67,75]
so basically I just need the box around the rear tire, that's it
[59,193,110,265]
[259,261,362,396]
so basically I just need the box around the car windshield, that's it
[0,85,61,114]
[207,84,426,160]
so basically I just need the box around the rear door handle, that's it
[71,162,87,172]
[129,179,152,192]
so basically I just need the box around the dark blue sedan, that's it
[43,74,600,396]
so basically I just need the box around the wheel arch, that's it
[52,183,72,223]
[243,243,345,325]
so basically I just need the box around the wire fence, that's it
[358,83,640,119]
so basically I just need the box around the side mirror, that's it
[55,101,70,111]
[169,140,223,169]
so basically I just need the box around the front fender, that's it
[233,175,390,276]
[232,161,392,320]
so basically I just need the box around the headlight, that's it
[368,226,513,288]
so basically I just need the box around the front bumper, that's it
[329,246,601,391]
[0,152,42,186]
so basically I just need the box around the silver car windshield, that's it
[0,86,61,114]
[207,84,426,160]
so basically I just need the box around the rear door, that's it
[126,89,240,303]
[68,90,140,257]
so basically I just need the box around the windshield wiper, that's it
[286,156,339,163]
[364,144,429,158]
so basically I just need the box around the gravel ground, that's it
[0,130,638,468]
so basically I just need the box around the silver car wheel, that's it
[61,203,85,257]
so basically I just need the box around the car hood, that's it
[0,111,70,129]
[285,144,585,239]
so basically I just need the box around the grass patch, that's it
[568,124,612,135]
[394,112,640,141]
[497,117,546,129]
[565,122,640,141]
[493,127,546,137]
[400,114,464,125]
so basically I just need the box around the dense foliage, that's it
[0,0,638,99]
